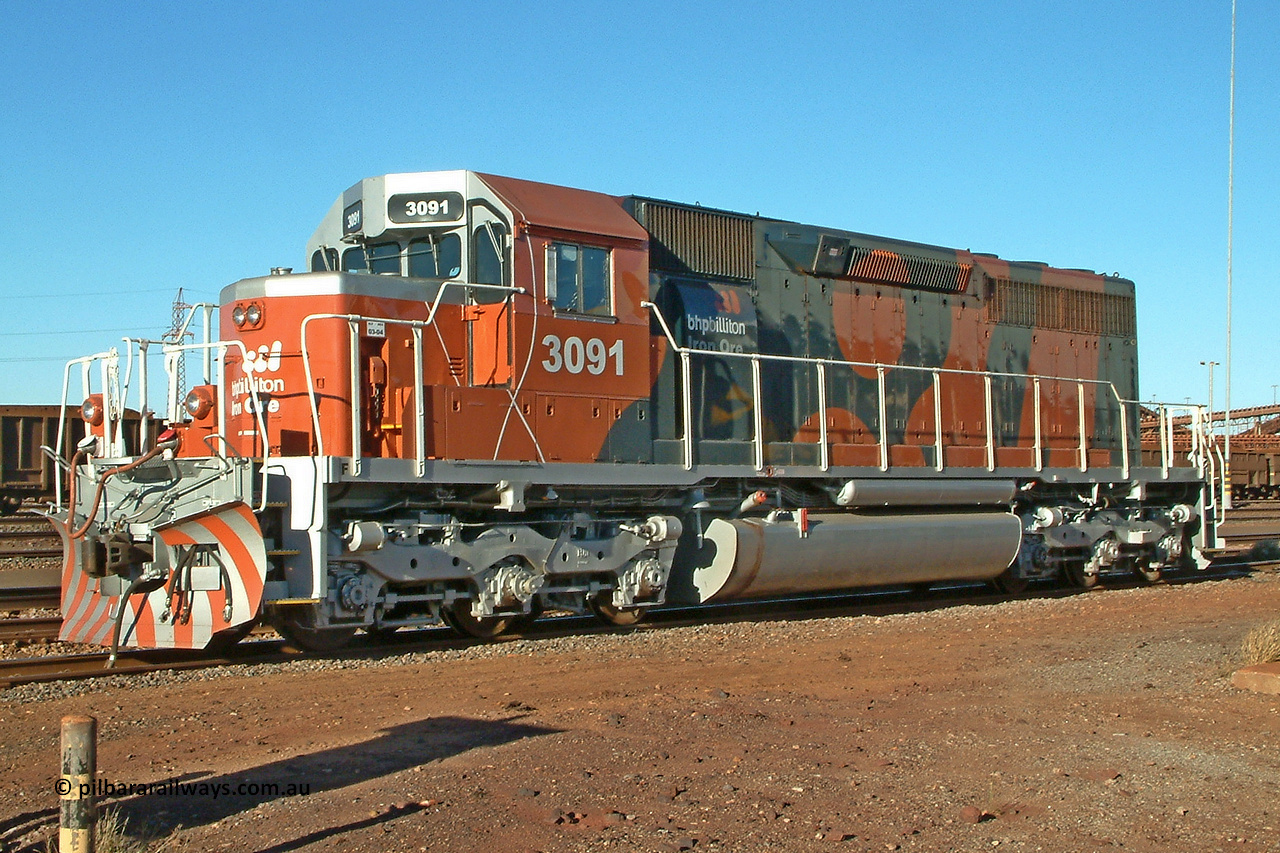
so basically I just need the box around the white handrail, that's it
[639,300,1204,478]
[52,338,270,513]
[300,281,526,466]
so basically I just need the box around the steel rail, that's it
[0,587,61,610]
[0,616,62,643]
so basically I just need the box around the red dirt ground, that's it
[2,572,1279,852]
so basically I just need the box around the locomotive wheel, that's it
[272,610,357,653]
[589,593,648,627]
[1133,565,1163,584]
[993,567,1030,595]
[1065,563,1100,590]
[507,598,544,633]
[442,603,520,639]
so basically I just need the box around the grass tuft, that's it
[1240,618,1280,667]
[42,808,174,853]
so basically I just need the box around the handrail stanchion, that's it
[348,319,362,477]
[984,374,995,472]
[876,365,888,471]
[680,351,694,471]
[751,356,764,471]
[1159,405,1170,478]
[1033,377,1043,472]
[202,305,214,384]
[932,369,943,471]
[99,355,115,459]
[817,361,829,471]
[301,319,325,460]
[1117,395,1130,480]
[413,327,426,477]
[216,347,227,451]
[1077,380,1088,473]
[137,342,150,453]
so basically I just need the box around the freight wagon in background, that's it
[45,171,1213,654]
[0,406,153,514]
[0,405,67,514]
[1140,405,1280,502]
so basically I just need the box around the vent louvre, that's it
[847,248,971,294]
[986,279,1135,337]
[633,201,754,281]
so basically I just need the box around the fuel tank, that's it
[684,511,1022,603]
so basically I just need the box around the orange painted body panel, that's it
[217,181,654,465]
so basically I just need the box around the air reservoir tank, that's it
[684,511,1022,603]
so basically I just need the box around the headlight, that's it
[246,303,262,326]
[81,394,104,427]
[183,386,216,421]
[232,305,247,327]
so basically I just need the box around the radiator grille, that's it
[847,248,971,294]
[986,278,1135,337]
[632,201,754,281]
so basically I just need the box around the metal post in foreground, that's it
[59,714,96,853]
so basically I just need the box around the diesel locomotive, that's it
[47,171,1212,653]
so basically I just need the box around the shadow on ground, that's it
[3,714,560,852]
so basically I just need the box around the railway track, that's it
[0,642,298,688]
[0,587,61,611]
[0,566,62,611]
[0,515,60,558]
[1210,500,1280,563]
[0,562,1258,690]
[0,616,62,643]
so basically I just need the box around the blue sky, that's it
[1,1,1273,412]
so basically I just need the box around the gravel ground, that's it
[2,572,1279,852]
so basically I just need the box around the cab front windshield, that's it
[332,230,463,278]
[408,232,462,278]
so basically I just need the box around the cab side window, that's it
[310,248,338,272]
[547,242,611,316]
[472,223,506,286]
[341,247,365,272]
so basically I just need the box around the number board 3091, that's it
[387,192,465,224]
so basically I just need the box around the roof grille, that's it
[631,200,754,281]
[846,247,971,294]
